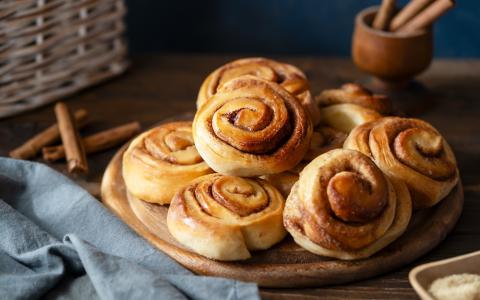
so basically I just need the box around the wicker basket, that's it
[0,0,128,119]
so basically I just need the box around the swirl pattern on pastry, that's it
[167,174,286,261]
[316,83,391,114]
[284,149,412,260]
[123,121,212,204]
[193,75,313,176]
[197,57,320,123]
[344,117,459,209]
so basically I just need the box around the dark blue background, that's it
[125,0,479,57]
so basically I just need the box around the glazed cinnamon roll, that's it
[123,121,213,205]
[344,117,459,209]
[284,149,412,260]
[316,83,391,114]
[193,75,313,176]
[167,174,286,261]
[197,57,320,123]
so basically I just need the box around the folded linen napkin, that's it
[0,158,259,300]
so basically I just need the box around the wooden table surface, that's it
[1,55,479,299]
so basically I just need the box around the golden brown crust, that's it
[167,174,287,261]
[261,170,299,198]
[283,149,412,260]
[259,127,345,199]
[197,57,320,124]
[193,75,313,176]
[304,126,347,161]
[316,83,391,114]
[122,121,213,205]
[319,103,382,133]
[344,117,459,209]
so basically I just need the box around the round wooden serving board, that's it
[101,135,464,288]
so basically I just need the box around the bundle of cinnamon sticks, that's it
[372,0,455,33]
[10,102,141,175]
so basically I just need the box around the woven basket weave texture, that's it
[0,0,128,118]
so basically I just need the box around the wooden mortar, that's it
[352,6,433,89]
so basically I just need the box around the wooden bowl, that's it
[409,250,480,300]
[352,7,433,87]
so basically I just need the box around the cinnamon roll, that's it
[344,117,459,209]
[314,83,389,133]
[261,170,300,198]
[122,121,213,205]
[319,103,382,133]
[284,149,412,260]
[304,126,347,161]
[261,126,345,198]
[316,83,391,114]
[167,174,286,261]
[193,75,313,176]
[197,57,320,123]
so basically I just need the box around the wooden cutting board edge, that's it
[100,131,464,288]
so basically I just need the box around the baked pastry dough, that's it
[344,117,459,209]
[319,103,382,133]
[316,83,391,114]
[260,162,306,198]
[193,75,313,176]
[123,121,212,205]
[261,169,300,198]
[197,57,320,123]
[284,149,412,260]
[167,174,286,261]
[262,126,346,197]
[315,83,389,133]
[304,126,347,161]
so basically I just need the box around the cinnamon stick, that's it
[397,0,455,33]
[54,102,88,174]
[390,0,435,31]
[373,0,397,30]
[42,122,141,162]
[9,109,88,160]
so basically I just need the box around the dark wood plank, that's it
[1,55,479,299]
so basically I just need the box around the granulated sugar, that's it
[429,273,480,300]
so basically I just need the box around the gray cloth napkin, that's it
[0,158,259,300]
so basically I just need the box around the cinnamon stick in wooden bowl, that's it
[390,0,435,31]
[397,0,455,34]
[372,0,397,31]
[352,6,433,88]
